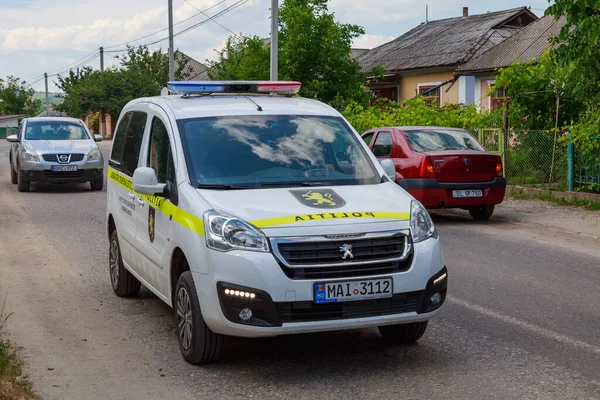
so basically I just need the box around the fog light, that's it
[239,308,252,321]
[430,292,442,305]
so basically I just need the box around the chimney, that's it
[463,7,469,17]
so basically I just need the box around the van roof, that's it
[126,95,341,120]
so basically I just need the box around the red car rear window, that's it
[403,129,485,152]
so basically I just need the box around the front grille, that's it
[272,231,413,280]
[42,153,84,163]
[275,291,422,323]
[44,170,85,179]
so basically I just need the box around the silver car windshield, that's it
[25,121,90,141]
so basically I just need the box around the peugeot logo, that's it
[58,154,69,163]
[464,158,471,166]
[339,244,354,260]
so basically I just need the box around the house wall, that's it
[398,70,458,105]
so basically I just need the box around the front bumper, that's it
[398,178,506,208]
[20,168,103,184]
[193,237,447,338]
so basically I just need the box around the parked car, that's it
[361,127,505,220]
[106,81,448,364]
[7,117,104,192]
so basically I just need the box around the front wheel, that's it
[176,271,223,364]
[17,167,30,192]
[378,321,428,344]
[10,162,17,184]
[469,205,495,220]
[90,178,104,191]
[109,230,141,297]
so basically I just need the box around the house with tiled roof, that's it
[357,6,538,105]
[457,15,567,112]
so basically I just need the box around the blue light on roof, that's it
[167,81,225,94]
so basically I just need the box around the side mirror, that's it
[94,134,103,142]
[6,134,18,143]
[133,167,166,197]
[380,159,397,181]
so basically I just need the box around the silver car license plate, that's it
[51,165,78,172]
[314,278,393,304]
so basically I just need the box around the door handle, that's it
[128,192,135,200]
[137,197,145,208]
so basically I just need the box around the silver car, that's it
[7,117,104,192]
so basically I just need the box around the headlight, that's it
[204,210,269,253]
[87,147,102,161]
[410,200,437,243]
[22,149,40,162]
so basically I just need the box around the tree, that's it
[0,76,43,116]
[206,0,371,108]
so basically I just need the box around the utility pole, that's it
[168,0,175,82]
[270,0,278,81]
[44,73,49,117]
[99,46,105,138]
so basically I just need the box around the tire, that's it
[17,167,30,192]
[10,162,17,185]
[175,271,223,364]
[378,321,428,344]
[109,229,141,297]
[469,205,495,220]
[90,178,104,191]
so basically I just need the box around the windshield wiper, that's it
[196,184,255,190]
[257,181,334,188]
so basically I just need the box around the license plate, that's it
[452,189,483,198]
[51,165,78,172]
[314,278,393,304]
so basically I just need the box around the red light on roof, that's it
[256,81,302,94]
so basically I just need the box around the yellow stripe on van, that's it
[108,168,410,236]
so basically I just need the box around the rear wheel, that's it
[378,321,428,344]
[469,205,495,220]
[109,230,141,297]
[176,271,223,364]
[90,178,104,191]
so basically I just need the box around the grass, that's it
[509,188,600,211]
[0,292,36,400]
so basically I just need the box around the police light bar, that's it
[167,81,302,95]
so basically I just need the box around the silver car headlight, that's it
[204,210,269,252]
[87,147,102,161]
[22,149,40,162]
[410,200,437,243]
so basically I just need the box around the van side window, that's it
[373,132,393,157]
[110,112,131,168]
[121,112,148,176]
[148,117,175,183]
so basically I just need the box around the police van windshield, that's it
[178,115,381,188]
[25,121,89,141]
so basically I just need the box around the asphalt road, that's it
[2,140,599,399]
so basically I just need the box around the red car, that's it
[361,126,505,220]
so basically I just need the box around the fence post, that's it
[567,138,575,191]
[499,129,506,168]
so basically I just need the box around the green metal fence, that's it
[574,136,600,191]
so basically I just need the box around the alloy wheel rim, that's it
[109,239,120,288]
[177,287,193,350]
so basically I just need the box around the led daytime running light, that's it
[224,288,256,299]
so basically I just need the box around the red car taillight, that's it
[496,156,503,177]
[419,156,435,178]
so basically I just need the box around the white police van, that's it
[106,81,447,364]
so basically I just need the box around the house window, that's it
[418,85,441,106]
[490,85,509,110]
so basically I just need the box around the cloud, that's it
[352,34,395,49]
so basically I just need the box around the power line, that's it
[45,49,99,76]
[104,0,230,49]
[48,53,101,78]
[183,0,235,34]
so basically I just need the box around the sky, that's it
[0,0,551,92]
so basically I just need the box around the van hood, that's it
[26,139,96,154]
[196,182,413,230]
